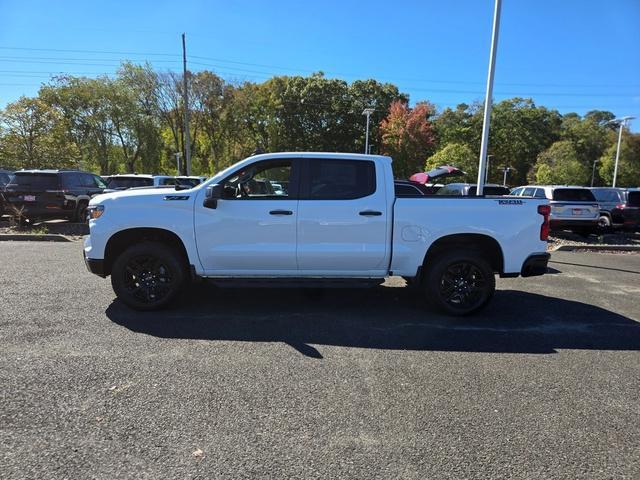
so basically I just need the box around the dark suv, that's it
[2,169,106,222]
[590,187,640,230]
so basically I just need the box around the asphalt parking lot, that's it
[1,242,639,479]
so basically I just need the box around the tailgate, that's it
[550,201,599,220]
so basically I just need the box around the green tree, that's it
[533,140,590,185]
[598,132,640,187]
[0,96,73,169]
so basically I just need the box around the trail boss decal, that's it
[163,195,190,201]
[497,199,523,205]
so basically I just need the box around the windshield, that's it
[107,177,153,189]
[8,173,58,189]
[552,188,596,202]
[0,172,11,186]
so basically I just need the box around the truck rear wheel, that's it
[423,250,495,316]
[111,241,186,311]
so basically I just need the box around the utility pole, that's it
[609,116,635,187]
[590,159,598,187]
[485,155,493,183]
[174,152,182,174]
[362,108,375,154]
[476,0,501,196]
[182,33,191,176]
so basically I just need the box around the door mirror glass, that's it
[203,184,222,209]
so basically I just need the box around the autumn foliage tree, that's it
[379,101,436,178]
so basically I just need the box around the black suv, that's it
[590,187,639,230]
[2,169,106,222]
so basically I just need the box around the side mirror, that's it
[203,184,222,209]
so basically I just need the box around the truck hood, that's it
[89,186,195,205]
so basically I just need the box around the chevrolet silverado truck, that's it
[84,153,550,315]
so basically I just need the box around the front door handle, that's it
[269,210,293,215]
[359,210,382,216]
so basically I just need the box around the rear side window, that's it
[628,192,640,207]
[592,190,621,203]
[306,160,375,200]
[552,188,596,202]
[534,188,547,198]
[510,187,523,196]
[522,187,536,196]
[0,173,11,185]
[9,173,58,189]
[107,177,153,189]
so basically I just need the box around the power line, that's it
[1,45,639,89]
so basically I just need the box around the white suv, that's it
[511,185,598,233]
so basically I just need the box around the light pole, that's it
[501,166,511,186]
[174,152,182,174]
[476,0,502,195]
[590,159,598,187]
[362,108,375,154]
[607,116,635,187]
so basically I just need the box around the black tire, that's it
[74,201,88,223]
[111,242,187,311]
[423,250,495,316]
[597,215,611,231]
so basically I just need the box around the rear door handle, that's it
[269,210,293,215]
[359,210,382,216]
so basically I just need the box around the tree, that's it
[425,143,477,181]
[380,101,436,178]
[533,140,590,185]
[598,132,640,187]
[0,96,71,169]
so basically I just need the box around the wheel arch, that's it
[420,233,504,278]
[103,227,190,276]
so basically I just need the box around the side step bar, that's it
[207,278,385,289]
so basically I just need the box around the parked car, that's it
[394,180,444,196]
[611,188,640,232]
[84,152,550,316]
[3,169,106,222]
[436,183,511,196]
[104,174,208,191]
[104,174,155,190]
[511,185,599,233]
[590,187,639,230]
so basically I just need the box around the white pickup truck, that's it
[84,152,551,315]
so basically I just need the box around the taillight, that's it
[538,204,551,241]
[616,203,626,210]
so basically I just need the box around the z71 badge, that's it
[497,199,523,205]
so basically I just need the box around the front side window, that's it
[305,159,375,200]
[510,187,523,196]
[222,160,292,199]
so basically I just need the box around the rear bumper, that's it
[3,201,72,218]
[550,219,598,229]
[521,253,550,277]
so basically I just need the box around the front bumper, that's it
[521,253,550,277]
[83,249,106,277]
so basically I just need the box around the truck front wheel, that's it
[423,250,495,316]
[111,241,186,311]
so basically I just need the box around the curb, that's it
[0,233,74,242]
[549,244,640,252]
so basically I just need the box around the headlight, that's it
[87,205,105,220]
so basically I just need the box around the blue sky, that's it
[1,0,639,130]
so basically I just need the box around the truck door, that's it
[194,158,300,274]
[296,158,389,275]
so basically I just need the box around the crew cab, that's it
[84,153,550,316]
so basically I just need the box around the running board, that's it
[207,278,385,289]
